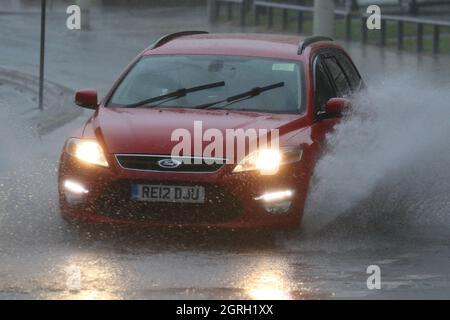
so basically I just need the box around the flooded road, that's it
[0,5,450,299]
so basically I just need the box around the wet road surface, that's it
[1,6,450,299]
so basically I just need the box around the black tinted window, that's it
[314,60,335,114]
[323,57,351,97]
[336,52,362,92]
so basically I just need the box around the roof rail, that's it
[148,31,209,50]
[297,36,333,54]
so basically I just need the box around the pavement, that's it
[0,67,82,135]
[0,5,450,300]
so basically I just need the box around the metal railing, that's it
[253,1,352,39]
[361,13,450,54]
[212,0,352,39]
[212,0,248,26]
[211,0,450,55]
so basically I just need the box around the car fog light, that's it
[64,180,89,194]
[254,190,294,214]
[254,190,293,202]
[260,200,292,214]
[63,180,88,205]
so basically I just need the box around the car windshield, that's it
[108,55,304,113]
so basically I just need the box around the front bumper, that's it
[58,152,310,230]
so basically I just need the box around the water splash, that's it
[303,74,450,241]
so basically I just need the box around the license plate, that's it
[131,184,205,204]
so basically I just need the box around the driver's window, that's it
[314,57,335,116]
[323,56,351,97]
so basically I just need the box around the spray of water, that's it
[303,74,450,241]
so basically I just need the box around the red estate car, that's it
[58,32,363,230]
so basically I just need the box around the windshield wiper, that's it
[193,82,284,110]
[124,81,225,108]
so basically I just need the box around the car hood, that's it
[88,107,307,155]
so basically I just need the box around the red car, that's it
[58,32,363,230]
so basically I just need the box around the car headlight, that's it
[233,146,302,175]
[65,138,109,167]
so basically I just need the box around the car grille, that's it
[95,180,242,224]
[115,154,225,173]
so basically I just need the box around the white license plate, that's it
[131,184,205,204]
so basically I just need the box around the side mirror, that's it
[325,97,350,115]
[75,89,98,110]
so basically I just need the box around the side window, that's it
[323,57,351,97]
[314,58,336,115]
[336,52,362,92]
